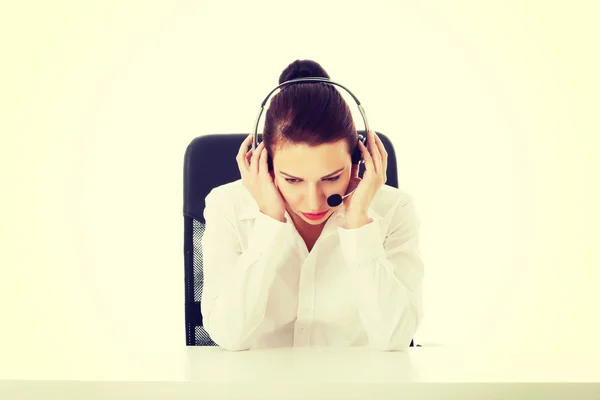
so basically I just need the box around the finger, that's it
[374,132,388,183]
[239,133,253,157]
[259,146,269,177]
[245,149,253,171]
[368,130,382,175]
[246,140,262,162]
[373,132,387,160]
[250,142,264,175]
[358,140,374,174]
[237,134,253,171]
[236,153,247,176]
[245,144,254,164]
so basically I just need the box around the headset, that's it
[251,77,370,208]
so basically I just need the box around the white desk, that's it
[1,344,599,399]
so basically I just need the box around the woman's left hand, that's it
[342,130,388,219]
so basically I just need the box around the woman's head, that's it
[262,59,359,228]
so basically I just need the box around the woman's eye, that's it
[285,176,340,184]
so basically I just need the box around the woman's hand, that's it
[342,130,388,225]
[236,134,286,222]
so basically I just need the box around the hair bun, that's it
[279,59,330,84]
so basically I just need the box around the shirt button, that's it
[299,325,306,333]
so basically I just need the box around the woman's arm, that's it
[200,190,295,351]
[337,195,425,351]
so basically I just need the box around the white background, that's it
[1,0,599,371]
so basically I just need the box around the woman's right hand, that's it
[236,134,286,222]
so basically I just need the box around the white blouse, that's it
[201,179,424,351]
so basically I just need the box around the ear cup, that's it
[351,133,366,165]
[251,135,273,171]
[255,134,274,171]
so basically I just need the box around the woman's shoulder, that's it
[205,179,254,210]
[370,185,417,219]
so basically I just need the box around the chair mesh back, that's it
[192,218,217,346]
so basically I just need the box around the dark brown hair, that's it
[263,59,358,170]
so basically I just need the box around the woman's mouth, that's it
[301,211,328,220]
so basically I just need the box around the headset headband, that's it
[251,77,370,151]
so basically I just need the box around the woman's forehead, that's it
[274,140,348,158]
[274,142,349,179]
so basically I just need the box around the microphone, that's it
[327,187,358,207]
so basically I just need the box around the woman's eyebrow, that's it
[279,167,345,180]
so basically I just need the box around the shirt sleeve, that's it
[337,195,425,351]
[200,190,296,351]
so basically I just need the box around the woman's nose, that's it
[307,185,325,210]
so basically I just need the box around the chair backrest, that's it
[183,132,416,347]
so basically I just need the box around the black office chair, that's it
[183,132,419,347]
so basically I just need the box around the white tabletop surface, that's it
[1,344,599,399]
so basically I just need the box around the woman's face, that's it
[270,140,352,227]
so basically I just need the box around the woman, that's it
[201,59,424,351]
